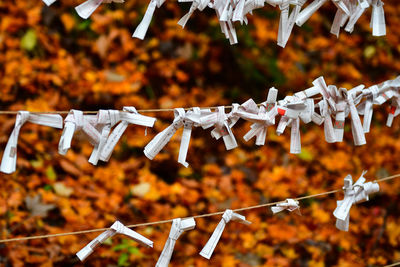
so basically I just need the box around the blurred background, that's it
[0,0,400,266]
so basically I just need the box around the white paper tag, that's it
[200,210,250,259]
[156,218,196,267]
[333,172,379,231]
[1,111,63,174]
[76,220,153,261]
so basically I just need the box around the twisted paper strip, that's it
[99,106,156,163]
[0,111,63,174]
[156,218,196,267]
[76,220,153,261]
[58,110,101,156]
[200,209,251,259]
[42,0,124,19]
[200,106,238,150]
[333,171,380,231]
[243,88,279,145]
[271,198,301,215]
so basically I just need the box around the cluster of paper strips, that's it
[75,172,378,262]
[42,0,386,46]
[1,76,400,173]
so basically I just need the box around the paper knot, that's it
[200,210,250,259]
[65,110,84,130]
[76,220,153,261]
[156,218,195,267]
[222,209,233,223]
[271,198,301,215]
[1,111,63,174]
[333,171,379,231]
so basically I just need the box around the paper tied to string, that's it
[87,109,118,165]
[313,76,337,143]
[76,220,153,261]
[143,107,213,167]
[99,107,156,164]
[132,0,166,39]
[275,0,306,48]
[58,110,101,156]
[276,94,315,154]
[296,0,328,27]
[178,0,210,28]
[333,171,380,231]
[357,85,380,133]
[340,85,366,146]
[200,209,251,259]
[176,107,213,167]
[370,0,386,36]
[156,218,196,267]
[42,0,124,18]
[75,0,125,19]
[244,88,279,145]
[0,111,63,174]
[199,106,238,150]
[271,198,301,215]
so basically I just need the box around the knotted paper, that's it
[76,220,153,261]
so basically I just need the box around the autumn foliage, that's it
[1,0,400,266]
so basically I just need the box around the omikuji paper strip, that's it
[0,111,63,174]
[76,220,153,261]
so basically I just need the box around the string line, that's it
[0,97,323,115]
[384,262,400,267]
[0,173,399,244]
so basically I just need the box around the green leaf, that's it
[113,243,129,251]
[45,166,57,181]
[77,20,91,31]
[127,247,140,255]
[103,238,113,245]
[43,185,53,191]
[118,253,129,266]
[21,29,37,51]
[30,158,43,168]
[298,149,313,161]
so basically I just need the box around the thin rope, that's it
[0,98,323,115]
[0,173,398,244]
[384,262,400,267]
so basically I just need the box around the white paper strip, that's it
[156,218,196,267]
[201,106,238,150]
[370,0,386,36]
[144,108,185,160]
[271,198,301,215]
[88,110,117,165]
[1,111,63,174]
[76,220,153,261]
[42,0,57,6]
[296,0,328,26]
[277,0,305,48]
[75,0,105,19]
[200,209,251,259]
[133,0,159,39]
[100,107,156,162]
[344,86,367,146]
[333,171,379,231]
[58,110,101,156]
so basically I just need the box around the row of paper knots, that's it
[42,0,386,47]
[1,75,400,174]
[73,171,379,265]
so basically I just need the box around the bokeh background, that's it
[1,0,400,266]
